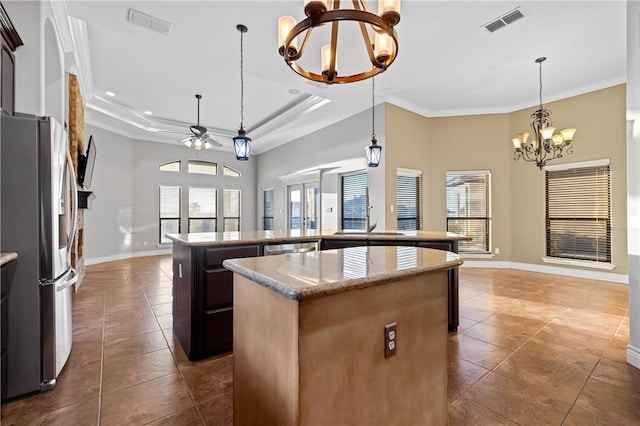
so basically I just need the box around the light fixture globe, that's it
[366,137,382,167]
[233,127,251,161]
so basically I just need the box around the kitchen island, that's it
[167,230,469,360]
[223,246,462,425]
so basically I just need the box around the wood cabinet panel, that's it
[205,246,259,267]
[204,269,233,310]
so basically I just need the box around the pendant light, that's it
[366,77,382,167]
[233,24,251,161]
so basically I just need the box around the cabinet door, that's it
[321,239,364,250]
[1,44,15,115]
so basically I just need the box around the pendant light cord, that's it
[240,27,245,129]
[371,77,376,139]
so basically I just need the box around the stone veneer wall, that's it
[68,73,85,288]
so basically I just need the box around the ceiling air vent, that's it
[483,8,524,33]
[127,9,172,35]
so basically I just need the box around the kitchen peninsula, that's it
[223,246,462,425]
[167,230,469,360]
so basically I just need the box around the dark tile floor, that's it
[1,255,638,425]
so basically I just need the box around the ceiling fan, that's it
[180,94,223,150]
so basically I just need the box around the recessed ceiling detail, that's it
[127,9,172,35]
[483,8,524,33]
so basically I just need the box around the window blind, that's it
[445,171,491,253]
[545,164,611,263]
[396,173,421,230]
[341,172,368,230]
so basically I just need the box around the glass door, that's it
[288,182,319,232]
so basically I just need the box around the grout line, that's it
[96,287,107,425]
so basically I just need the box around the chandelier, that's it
[277,0,401,84]
[512,57,576,169]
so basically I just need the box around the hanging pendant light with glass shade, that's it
[366,77,382,167]
[233,24,251,161]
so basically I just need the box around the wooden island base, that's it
[232,269,449,425]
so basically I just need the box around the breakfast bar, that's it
[223,246,462,425]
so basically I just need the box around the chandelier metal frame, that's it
[279,0,400,84]
[513,57,576,169]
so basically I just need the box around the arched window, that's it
[223,166,241,177]
[159,161,181,172]
[188,160,217,175]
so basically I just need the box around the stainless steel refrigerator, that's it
[1,113,78,400]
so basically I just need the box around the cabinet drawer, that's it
[203,308,233,354]
[205,269,233,309]
[205,245,259,267]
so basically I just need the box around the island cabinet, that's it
[173,242,259,360]
[321,237,460,331]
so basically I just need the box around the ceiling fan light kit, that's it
[512,57,577,169]
[278,0,401,85]
[181,94,222,151]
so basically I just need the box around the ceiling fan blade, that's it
[178,136,193,144]
[202,134,223,147]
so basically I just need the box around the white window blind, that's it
[223,189,241,231]
[545,164,611,263]
[159,185,181,243]
[446,171,492,253]
[396,173,421,230]
[188,187,217,233]
[341,172,368,230]
[188,160,217,175]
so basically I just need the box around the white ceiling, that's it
[63,0,627,155]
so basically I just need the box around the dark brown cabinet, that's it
[173,243,259,360]
[1,3,23,116]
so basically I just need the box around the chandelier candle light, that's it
[278,0,401,84]
[512,57,576,169]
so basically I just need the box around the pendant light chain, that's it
[240,27,245,129]
[538,60,543,110]
[371,77,376,139]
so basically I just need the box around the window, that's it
[159,161,180,172]
[188,160,217,175]
[263,189,274,230]
[341,171,368,230]
[396,171,421,230]
[223,166,241,177]
[446,171,491,253]
[545,161,611,263]
[159,185,181,243]
[188,187,217,233]
[223,189,241,231]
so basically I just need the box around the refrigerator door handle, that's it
[57,268,78,292]
[66,152,78,262]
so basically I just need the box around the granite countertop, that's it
[166,229,469,247]
[223,246,463,301]
[0,252,18,266]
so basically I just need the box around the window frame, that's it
[445,170,492,254]
[263,188,274,231]
[544,159,612,264]
[187,160,218,175]
[340,171,368,231]
[396,169,422,231]
[187,186,218,233]
[159,185,181,244]
[223,188,241,232]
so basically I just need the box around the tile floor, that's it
[1,255,639,425]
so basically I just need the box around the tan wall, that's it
[509,84,627,273]
[384,84,627,274]
[384,103,430,229]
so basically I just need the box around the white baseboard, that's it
[627,344,640,370]
[461,260,628,284]
[85,248,172,266]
